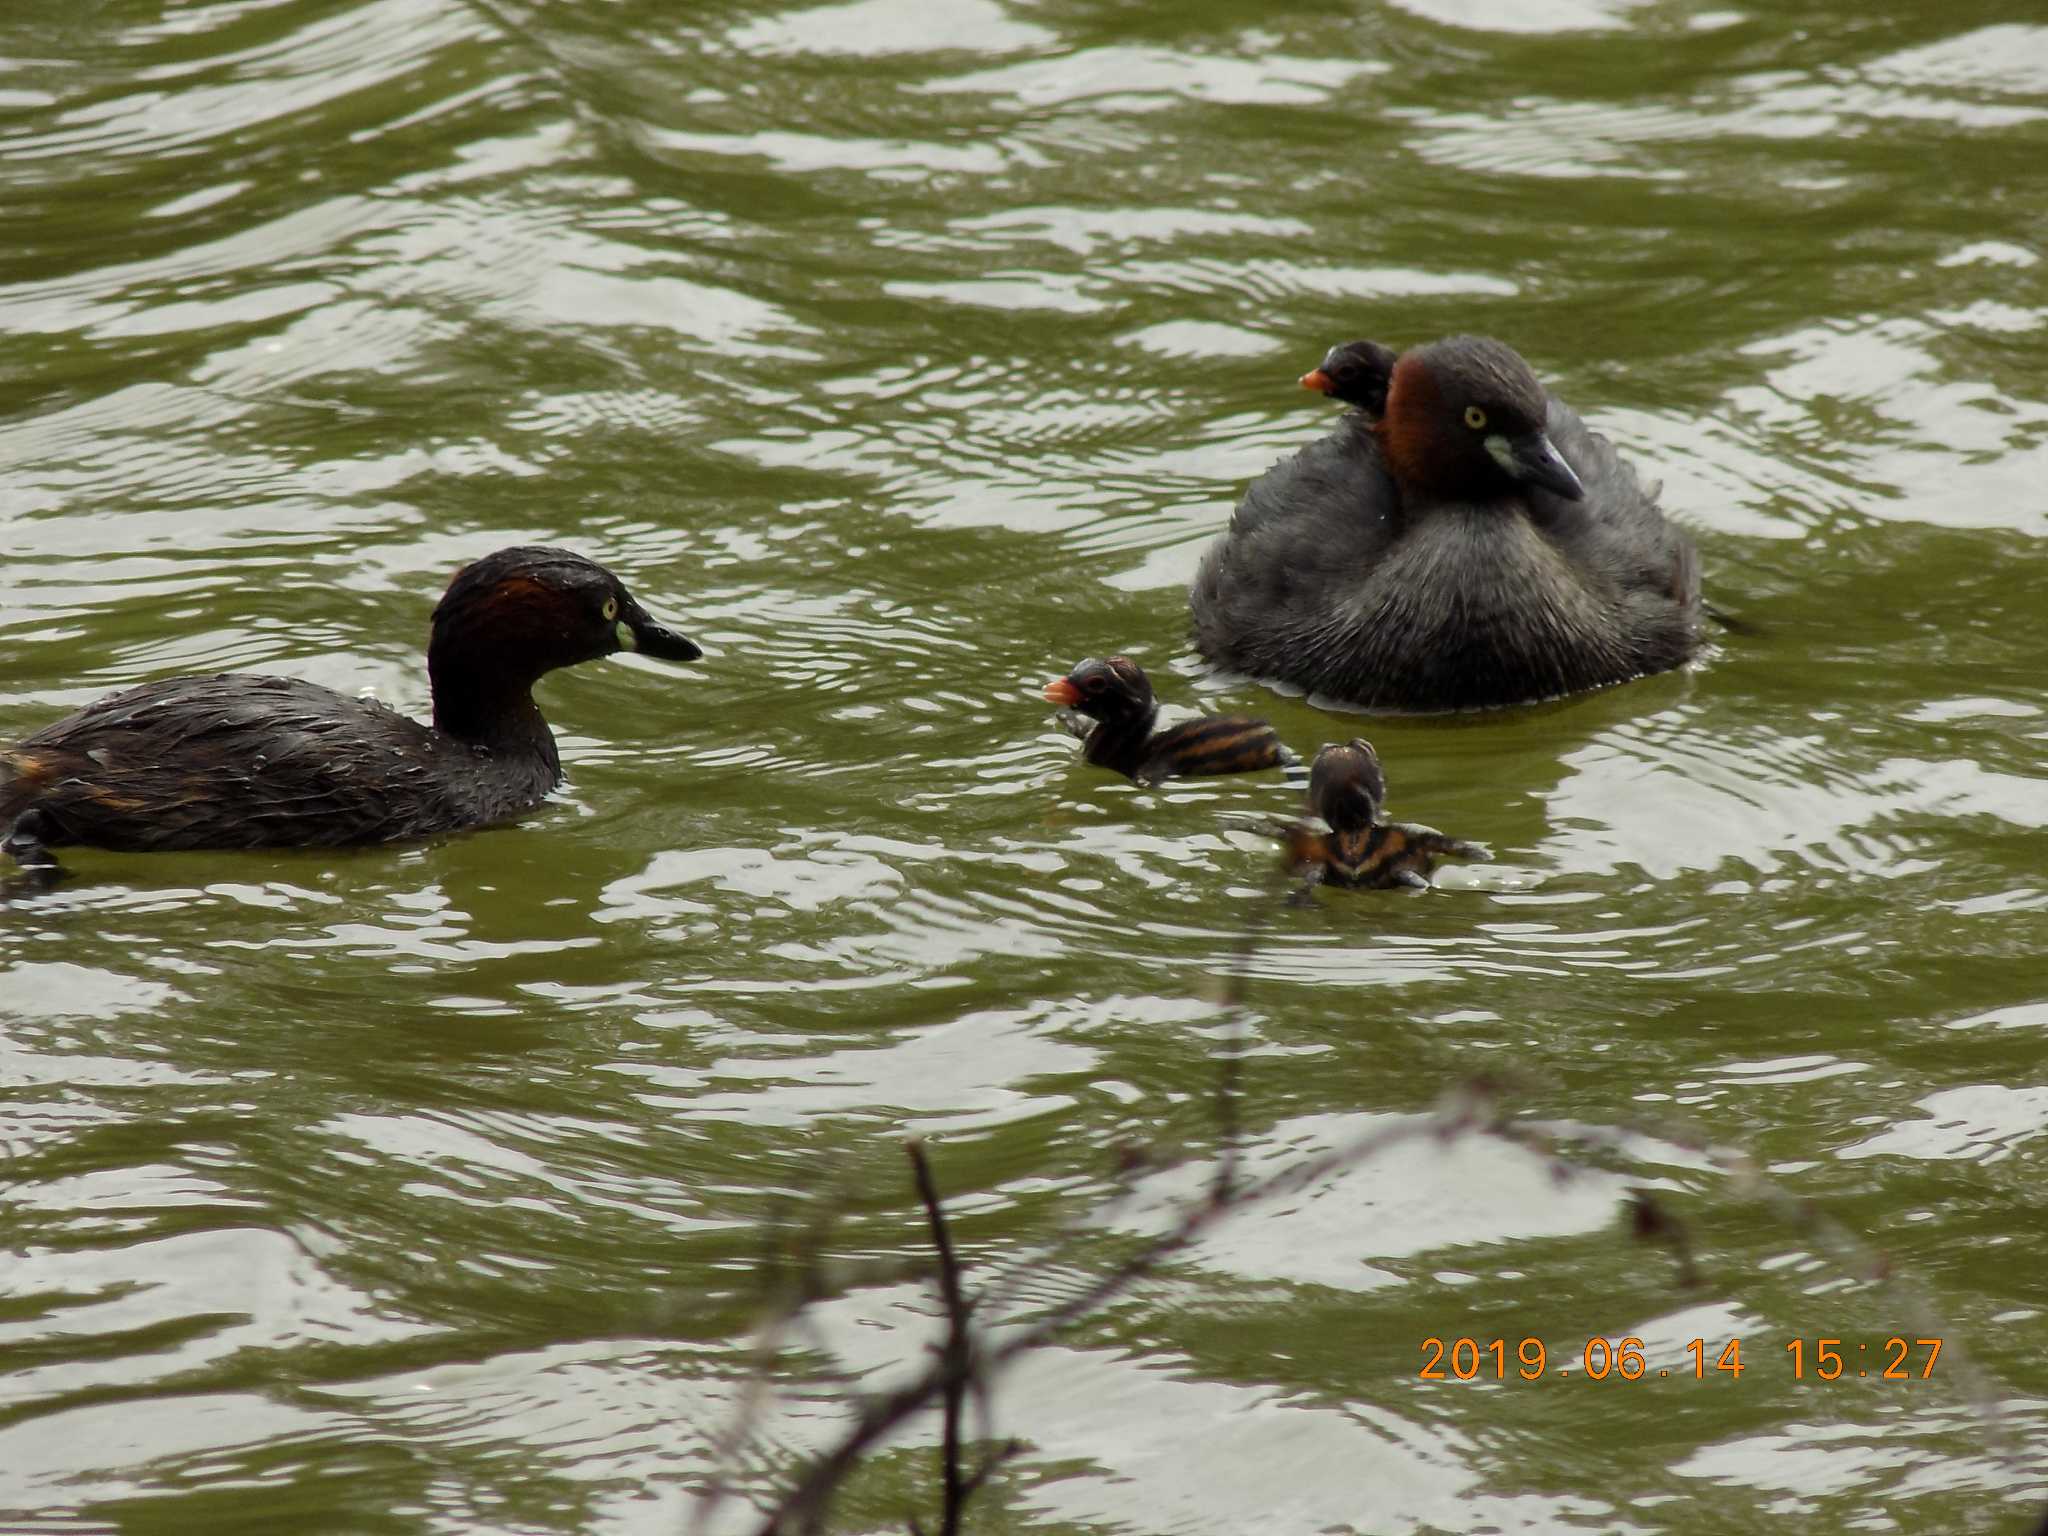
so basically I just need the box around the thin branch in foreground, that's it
[690,1201,850,1536]
[1626,1189,1701,1289]
[747,1081,1509,1536]
[907,1141,972,1536]
[723,841,2020,1532]
[1208,860,1292,1202]
[744,1060,2027,1534]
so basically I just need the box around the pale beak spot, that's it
[1483,433,1516,475]
[616,620,637,651]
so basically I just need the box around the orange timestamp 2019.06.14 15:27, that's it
[1418,1336,1943,1382]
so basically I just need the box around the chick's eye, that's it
[1464,405,1488,431]
[601,596,619,622]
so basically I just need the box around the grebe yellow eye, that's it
[1464,405,1488,430]
[602,596,619,621]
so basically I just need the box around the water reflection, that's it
[4,0,2048,1529]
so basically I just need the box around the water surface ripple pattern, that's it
[2,0,2046,1531]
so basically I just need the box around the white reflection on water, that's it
[607,996,1101,1135]
[1838,1086,2048,1164]
[0,959,183,1020]
[1,1227,434,1414]
[1386,0,1652,34]
[1671,1408,2037,1508]
[1867,25,2048,96]
[0,1392,350,1514]
[1732,319,2048,534]
[919,45,1382,111]
[729,0,1056,58]
[1095,1109,1648,1290]
[787,1280,1490,1535]
[1542,718,2048,881]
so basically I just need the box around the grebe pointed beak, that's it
[1502,429,1585,501]
[1043,678,1083,707]
[1300,368,1334,394]
[620,614,703,662]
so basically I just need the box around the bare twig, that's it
[692,1207,827,1536]
[1209,861,1289,1202]
[726,843,2019,1534]
[749,1081,1506,1536]
[692,1192,927,1536]
[746,1061,2028,1534]
[1626,1189,1701,1289]
[907,1142,971,1536]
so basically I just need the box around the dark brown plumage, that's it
[1279,739,1488,890]
[1042,656,1287,786]
[1191,335,1703,712]
[1,547,700,876]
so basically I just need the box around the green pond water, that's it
[3,1,2046,1531]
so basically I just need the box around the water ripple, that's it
[4,0,2047,1528]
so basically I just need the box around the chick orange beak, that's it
[1300,368,1334,394]
[1043,678,1082,707]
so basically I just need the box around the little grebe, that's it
[1043,656,1287,785]
[1299,339,1398,416]
[1191,335,1702,712]
[1279,739,1488,890]
[0,546,700,875]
